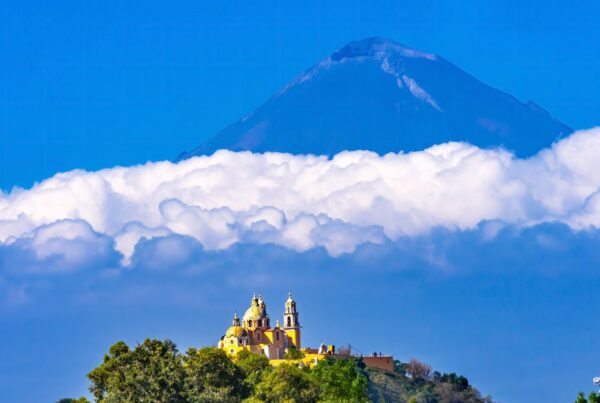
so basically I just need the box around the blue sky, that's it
[2,2,600,403]
[1,0,599,189]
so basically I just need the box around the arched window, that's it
[248,320,253,327]
[257,319,262,327]
[257,332,261,341]
[287,317,291,327]
[276,331,280,341]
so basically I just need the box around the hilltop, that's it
[60,339,493,403]
[367,363,492,403]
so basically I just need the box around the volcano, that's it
[179,38,570,159]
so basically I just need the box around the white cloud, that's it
[113,222,172,266]
[1,127,600,262]
[0,219,121,273]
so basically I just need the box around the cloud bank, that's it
[1,127,600,268]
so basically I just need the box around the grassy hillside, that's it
[366,363,493,403]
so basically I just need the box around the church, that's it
[218,292,394,370]
[217,292,302,360]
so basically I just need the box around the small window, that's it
[230,349,234,354]
[248,320,253,327]
[276,332,280,341]
[287,317,291,327]
[257,319,262,327]
[257,332,261,341]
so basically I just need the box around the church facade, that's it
[217,292,301,360]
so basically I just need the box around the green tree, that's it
[182,347,247,402]
[87,339,185,403]
[576,391,600,403]
[234,349,271,392]
[394,360,408,376]
[310,356,369,402]
[251,363,318,403]
[56,398,90,403]
[284,347,305,360]
[433,371,470,391]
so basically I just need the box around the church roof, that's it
[225,325,247,338]
[243,305,265,321]
[242,293,268,321]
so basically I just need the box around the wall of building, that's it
[362,356,394,371]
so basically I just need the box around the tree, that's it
[394,360,408,376]
[310,356,369,402]
[284,347,305,360]
[182,347,247,402]
[251,363,318,403]
[576,392,600,403]
[406,358,432,381]
[234,349,271,391]
[56,399,90,403]
[433,371,470,391]
[87,339,185,402]
[336,345,352,357]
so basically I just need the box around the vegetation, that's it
[234,349,270,394]
[367,358,493,403]
[284,346,306,360]
[311,356,369,402]
[85,339,368,402]
[88,339,185,402]
[80,339,491,403]
[182,346,247,402]
[576,391,600,403]
[251,363,320,402]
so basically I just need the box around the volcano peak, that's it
[330,37,437,62]
[179,39,570,160]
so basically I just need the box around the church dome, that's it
[243,305,265,321]
[225,325,246,338]
[242,293,268,322]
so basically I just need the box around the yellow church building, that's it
[218,292,394,370]
[218,292,302,360]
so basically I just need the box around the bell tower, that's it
[283,292,301,348]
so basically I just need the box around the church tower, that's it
[283,292,301,349]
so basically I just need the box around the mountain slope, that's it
[366,367,493,403]
[179,38,570,159]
